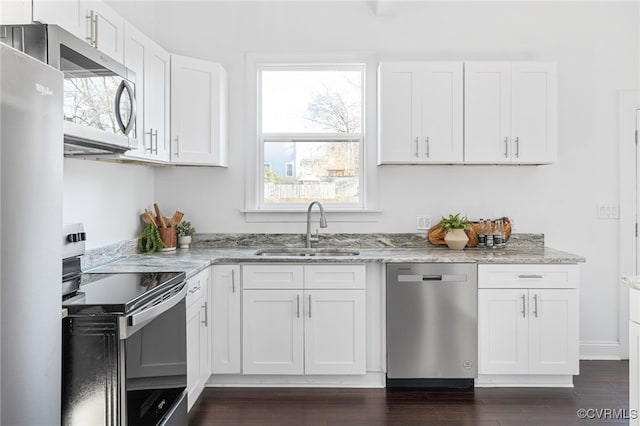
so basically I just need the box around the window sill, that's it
[241,209,382,223]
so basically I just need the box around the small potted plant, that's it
[176,220,196,249]
[439,213,471,250]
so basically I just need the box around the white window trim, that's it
[243,52,380,222]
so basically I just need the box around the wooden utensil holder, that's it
[158,226,177,249]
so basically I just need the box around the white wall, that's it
[108,1,638,358]
[63,159,155,249]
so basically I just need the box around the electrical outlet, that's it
[597,203,619,219]
[416,215,431,230]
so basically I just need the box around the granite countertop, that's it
[88,243,585,279]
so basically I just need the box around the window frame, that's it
[244,52,380,221]
[257,63,365,210]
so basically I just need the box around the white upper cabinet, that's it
[171,54,228,166]
[33,0,124,62]
[122,22,170,162]
[464,62,557,164]
[378,62,463,164]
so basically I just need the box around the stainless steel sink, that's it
[254,248,360,257]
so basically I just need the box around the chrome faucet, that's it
[306,201,328,248]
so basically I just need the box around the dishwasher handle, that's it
[397,274,467,283]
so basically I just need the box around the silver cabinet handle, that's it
[515,136,520,158]
[504,137,509,158]
[518,274,543,279]
[533,294,538,318]
[152,129,158,154]
[296,294,300,318]
[425,137,430,158]
[308,294,312,318]
[231,269,236,293]
[414,137,419,158]
[174,136,180,157]
[94,13,99,48]
[201,301,208,326]
[144,129,152,151]
[521,294,526,318]
[86,11,96,46]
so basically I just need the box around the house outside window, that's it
[258,65,364,208]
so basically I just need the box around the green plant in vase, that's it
[439,213,471,250]
[176,220,196,249]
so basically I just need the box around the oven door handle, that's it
[127,281,187,327]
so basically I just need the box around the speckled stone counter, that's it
[87,233,585,279]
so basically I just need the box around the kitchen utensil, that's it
[141,210,157,227]
[154,203,167,228]
[171,211,184,227]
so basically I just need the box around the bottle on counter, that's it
[485,219,494,249]
[498,219,506,248]
[494,219,505,249]
[477,218,486,248]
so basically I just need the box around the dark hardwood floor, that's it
[188,361,629,425]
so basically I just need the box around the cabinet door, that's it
[528,289,578,375]
[304,290,366,375]
[511,63,557,164]
[32,0,84,39]
[377,63,422,163]
[478,289,529,374]
[186,290,204,409]
[171,54,228,166]
[146,44,171,161]
[85,1,124,62]
[242,289,303,375]
[122,23,148,159]
[185,268,210,409]
[421,62,463,163]
[631,321,640,426]
[464,62,511,163]
[211,265,241,374]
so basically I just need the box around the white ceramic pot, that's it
[178,235,192,249]
[444,228,469,250]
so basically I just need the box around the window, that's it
[258,65,364,208]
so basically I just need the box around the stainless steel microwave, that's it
[0,24,137,156]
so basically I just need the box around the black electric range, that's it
[62,271,187,316]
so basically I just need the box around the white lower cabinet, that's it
[186,268,211,410]
[210,265,241,374]
[631,320,640,425]
[477,264,579,386]
[242,264,366,376]
[630,288,640,425]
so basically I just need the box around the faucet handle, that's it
[309,229,320,244]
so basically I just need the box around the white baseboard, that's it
[580,341,622,360]
[475,374,574,388]
[208,372,386,388]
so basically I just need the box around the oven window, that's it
[60,45,133,135]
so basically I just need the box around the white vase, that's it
[178,235,192,249]
[444,228,469,250]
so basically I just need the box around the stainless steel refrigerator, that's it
[0,44,63,424]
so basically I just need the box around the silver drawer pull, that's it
[518,274,544,279]
[521,294,526,317]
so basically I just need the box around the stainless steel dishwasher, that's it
[386,263,477,387]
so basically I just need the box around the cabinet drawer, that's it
[243,265,304,289]
[478,264,578,289]
[304,264,366,290]
[186,268,209,306]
